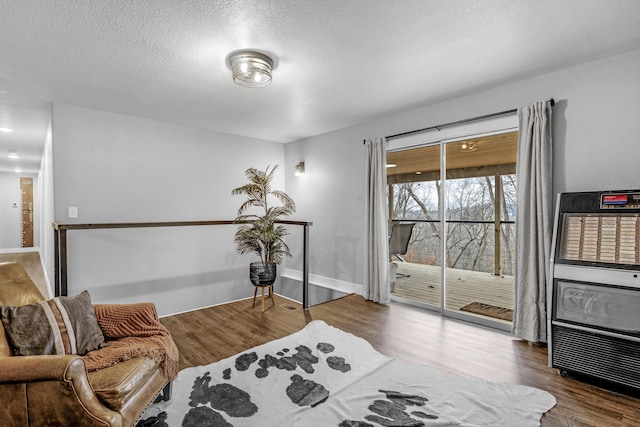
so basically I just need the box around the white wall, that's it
[0,172,39,249]
[0,173,22,248]
[283,47,640,304]
[52,103,285,315]
[281,127,367,304]
[48,48,640,311]
[39,116,55,294]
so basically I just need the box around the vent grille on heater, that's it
[552,325,640,390]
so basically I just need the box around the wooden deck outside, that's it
[390,261,514,322]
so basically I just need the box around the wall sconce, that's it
[295,161,305,176]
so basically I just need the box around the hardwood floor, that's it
[160,294,640,427]
[0,251,49,297]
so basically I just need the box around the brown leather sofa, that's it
[0,261,174,427]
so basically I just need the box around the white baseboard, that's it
[0,247,40,254]
[273,292,303,305]
[282,268,363,295]
[160,296,254,318]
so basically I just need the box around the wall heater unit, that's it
[549,190,640,392]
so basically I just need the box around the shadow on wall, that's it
[333,233,360,284]
[68,266,251,316]
[279,276,348,307]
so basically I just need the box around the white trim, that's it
[387,114,518,152]
[0,247,40,254]
[443,308,512,333]
[159,292,303,318]
[159,296,254,318]
[272,292,302,305]
[282,268,363,295]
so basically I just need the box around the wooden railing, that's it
[52,220,312,309]
[390,218,515,276]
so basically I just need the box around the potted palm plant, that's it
[232,165,296,287]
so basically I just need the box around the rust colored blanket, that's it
[83,303,179,380]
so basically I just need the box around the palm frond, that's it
[231,164,295,266]
[270,190,295,210]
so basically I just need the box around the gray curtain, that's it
[512,100,553,343]
[364,137,390,304]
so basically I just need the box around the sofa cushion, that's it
[0,290,105,356]
[88,356,160,412]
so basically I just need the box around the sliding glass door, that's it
[388,131,517,330]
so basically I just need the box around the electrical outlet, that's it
[68,206,78,218]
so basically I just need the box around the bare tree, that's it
[392,174,517,275]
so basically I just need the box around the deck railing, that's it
[392,218,515,276]
[53,220,312,309]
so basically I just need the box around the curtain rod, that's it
[364,98,555,143]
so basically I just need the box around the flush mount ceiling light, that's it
[226,50,275,88]
[0,127,14,133]
[8,149,18,159]
[460,142,477,152]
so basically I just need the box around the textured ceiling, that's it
[2,1,640,173]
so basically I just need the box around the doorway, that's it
[20,177,34,247]
[387,131,517,330]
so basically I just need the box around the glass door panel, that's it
[444,136,516,327]
[387,144,442,310]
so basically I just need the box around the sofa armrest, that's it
[0,354,80,382]
[0,355,122,427]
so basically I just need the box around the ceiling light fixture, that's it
[8,149,18,159]
[0,127,14,133]
[461,142,477,152]
[227,50,274,88]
